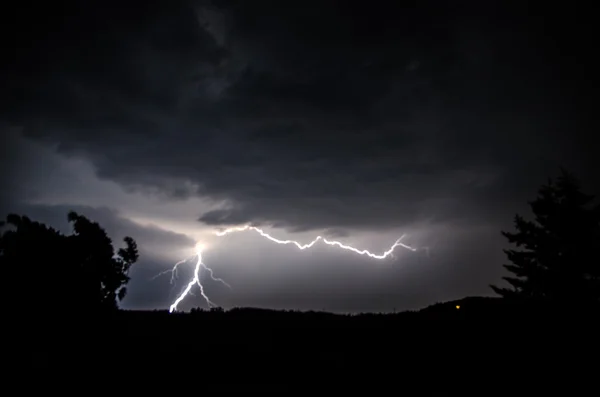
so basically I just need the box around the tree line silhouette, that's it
[8,169,600,388]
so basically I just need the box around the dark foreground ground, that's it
[14,297,600,392]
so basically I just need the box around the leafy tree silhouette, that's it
[491,169,600,306]
[0,211,138,313]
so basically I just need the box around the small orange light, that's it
[456,305,460,309]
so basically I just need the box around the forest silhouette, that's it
[5,169,599,388]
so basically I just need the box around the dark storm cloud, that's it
[1,1,596,233]
[1,203,195,256]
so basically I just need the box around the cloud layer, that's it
[3,1,595,234]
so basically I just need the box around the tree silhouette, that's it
[0,211,138,313]
[491,169,600,306]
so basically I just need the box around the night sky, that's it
[1,1,596,313]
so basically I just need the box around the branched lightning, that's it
[160,226,419,313]
[150,257,191,286]
[161,243,231,313]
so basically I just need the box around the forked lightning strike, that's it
[160,226,418,312]
[164,243,231,313]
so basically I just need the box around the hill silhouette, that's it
[20,298,599,391]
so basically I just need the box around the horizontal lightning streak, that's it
[216,225,417,259]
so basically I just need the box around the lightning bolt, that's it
[216,225,417,258]
[150,257,190,286]
[162,226,420,313]
[164,243,231,313]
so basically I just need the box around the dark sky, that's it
[1,1,597,312]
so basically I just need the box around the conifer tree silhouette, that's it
[491,169,600,305]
